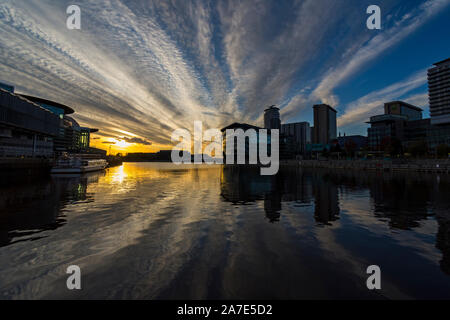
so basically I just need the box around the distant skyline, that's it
[1,0,449,153]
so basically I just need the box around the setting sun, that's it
[114,139,131,149]
[89,134,168,155]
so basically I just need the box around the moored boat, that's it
[51,156,107,174]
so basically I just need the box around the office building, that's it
[21,95,97,153]
[428,58,450,125]
[367,101,423,151]
[0,88,60,157]
[312,104,337,145]
[367,98,450,152]
[264,105,281,130]
[384,101,423,121]
[367,114,407,151]
[281,122,311,155]
[337,135,368,151]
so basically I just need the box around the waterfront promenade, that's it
[293,159,450,173]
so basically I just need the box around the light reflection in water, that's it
[0,163,450,299]
[110,165,127,184]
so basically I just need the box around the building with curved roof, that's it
[19,95,75,117]
[17,94,97,153]
[0,87,60,157]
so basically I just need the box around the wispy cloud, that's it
[120,136,152,146]
[0,0,448,147]
[280,0,449,125]
[337,69,428,128]
[312,0,449,106]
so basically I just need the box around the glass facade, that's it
[39,103,65,119]
[427,125,450,149]
[0,82,14,93]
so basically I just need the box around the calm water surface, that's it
[1,162,450,299]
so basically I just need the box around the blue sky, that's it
[0,0,449,148]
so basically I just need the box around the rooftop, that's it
[366,114,408,124]
[221,122,262,132]
[282,121,310,126]
[433,57,450,67]
[264,105,279,112]
[385,101,423,112]
[19,95,75,115]
[313,104,337,113]
[0,88,58,117]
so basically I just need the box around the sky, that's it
[0,0,449,153]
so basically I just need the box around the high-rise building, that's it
[281,122,311,154]
[312,104,337,145]
[264,105,281,130]
[428,58,450,125]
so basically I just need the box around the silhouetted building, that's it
[367,101,423,151]
[0,82,14,93]
[0,88,59,157]
[403,118,430,148]
[313,104,337,145]
[221,122,271,164]
[428,58,450,125]
[384,101,423,120]
[279,134,295,160]
[367,114,407,151]
[281,122,311,155]
[20,95,97,153]
[264,105,281,130]
[402,118,450,151]
[368,98,450,152]
[337,135,368,151]
[125,150,188,162]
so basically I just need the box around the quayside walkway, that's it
[282,159,450,174]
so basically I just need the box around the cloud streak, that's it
[337,69,428,128]
[0,0,448,147]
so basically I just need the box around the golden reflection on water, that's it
[2,164,450,299]
[109,164,127,184]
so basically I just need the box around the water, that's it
[1,162,450,299]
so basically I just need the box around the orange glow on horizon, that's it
[90,135,170,155]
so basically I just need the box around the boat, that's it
[51,156,108,174]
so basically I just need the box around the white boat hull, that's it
[51,157,108,174]
[51,165,106,174]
